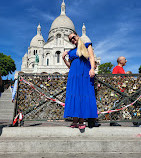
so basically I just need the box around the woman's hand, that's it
[62,51,71,68]
[62,51,68,60]
[89,68,95,78]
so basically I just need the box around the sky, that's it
[0,0,141,79]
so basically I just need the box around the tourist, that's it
[126,71,132,74]
[110,56,127,126]
[112,56,127,74]
[12,72,23,103]
[12,78,18,102]
[62,31,98,130]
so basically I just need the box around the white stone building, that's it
[21,0,101,74]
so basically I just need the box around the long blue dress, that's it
[64,43,98,119]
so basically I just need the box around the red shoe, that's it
[78,124,86,130]
[70,123,78,128]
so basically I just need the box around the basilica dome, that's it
[81,35,91,43]
[49,0,75,35]
[30,24,45,47]
[50,15,75,31]
[30,34,44,47]
[80,23,91,43]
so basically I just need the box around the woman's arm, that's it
[62,51,71,69]
[88,45,95,78]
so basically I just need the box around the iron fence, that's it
[13,73,141,125]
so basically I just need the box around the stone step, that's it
[0,127,140,155]
[0,102,14,108]
[1,89,11,94]
[0,93,12,98]
[0,101,12,103]
[0,108,14,112]
[0,114,13,120]
[0,153,140,158]
[1,89,12,95]
[0,86,14,121]
[0,109,14,112]
[0,115,14,120]
[0,97,12,100]
[0,113,14,115]
[0,107,13,111]
[0,136,140,153]
[0,98,12,101]
[1,127,141,138]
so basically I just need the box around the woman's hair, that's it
[77,38,89,59]
[69,31,89,59]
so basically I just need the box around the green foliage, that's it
[98,62,114,74]
[0,53,16,76]
[139,65,141,73]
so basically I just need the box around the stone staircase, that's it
[0,127,141,158]
[0,87,14,121]
[0,88,141,158]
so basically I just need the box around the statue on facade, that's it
[33,53,39,73]
[35,53,39,63]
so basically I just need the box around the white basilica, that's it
[21,0,101,74]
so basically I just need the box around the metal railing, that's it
[13,73,141,125]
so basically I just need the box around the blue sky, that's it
[0,0,141,79]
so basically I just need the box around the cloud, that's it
[26,7,56,22]
[94,18,137,61]
[40,13,55,21]
[67,0,86,17]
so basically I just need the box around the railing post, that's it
[12,75,20,127]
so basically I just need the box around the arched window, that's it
[34,50,36,55]
[32,64,34,68]
[56,34,61,45]
[36,50,37,54]
[56,51,61,63]
[47,59,49,66]
[56,34,61,38]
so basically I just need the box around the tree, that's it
[98,62,114,74]
[0,53,16,76]
[139,65,141,73]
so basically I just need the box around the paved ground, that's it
[0,119,136,128]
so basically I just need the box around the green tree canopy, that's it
[98,62,114,74]
[0,53,16,76]
[139,65,141,73]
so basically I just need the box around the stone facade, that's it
[21,0,101,74]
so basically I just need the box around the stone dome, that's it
[30,34,44,47]
[81,35,91,43]
[49,0,75,32]
[50,15,75,31]
[30,24,45,47]
[80,23,91,43]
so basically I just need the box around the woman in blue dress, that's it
[62,32,98,129]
